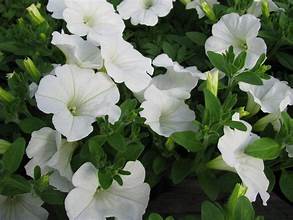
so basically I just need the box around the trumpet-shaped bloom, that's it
[51,32,103,69]
[100,36,154,93]
[186,0,219,18]
[248,0,283,17]
[0,193,48,220]
[65,160,150,220]
[218,113,270,205]
[63,0,125,40]
[35,64,121,142]
[25,127,78,192]
[239,76,293,113]
[151,53,202,99]
[47,0,66,19]
[117,0,174,26]
[140,85,196,137]
[205,13,267,69]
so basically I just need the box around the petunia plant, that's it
[0,0,292,219]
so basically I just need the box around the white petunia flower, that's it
[25,127,78,192]
[117,0,174,26]
[63,0,125,41]
[186,0,219,18]
[51,32,103,70]
[205,13,267,69]
[239,76,293,113]
[247,0,283,17]
[218,113,270,205]
[286,145,293,158]
[35,64,121,142]
[100,36,154,93]
[140,85,196,137]
[0,193,48,220]
[65,160,150,220]
[47,0,66,19]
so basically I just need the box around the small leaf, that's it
[279,171,293,202]
[233,51,247,69]
[98,169,113,190]
[40,188,66,205]
[19,117,47,133]
[3,138,26,173]
[107,133,127,152]
[276,52,293,70]
[186,32,207,46]
[245,138,281,160]
[204,89,222,125]
[171,159,193,184]
[152,156,167,175]
[148,213,163,220]
[225,121,247,131]
[234,196,255,220]
[171,131,203,152]
[207,51,227,74]
[201,201,224,220]
[235,72,263,85]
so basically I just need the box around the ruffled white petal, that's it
[47,0,66,19]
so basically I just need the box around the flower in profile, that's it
[150,53,202,99]
[100,36,154,93]
[239,76,293,113]
[117,0,174,26]
[65,160,150,220]
[205,13,267,69]
[186,0,219,19]
[247,0,283,17]
[140,85,196,137]
[217,113,270,205]
[25,127,78,192]
[35,64,121,142]
[52,31,103,69]
[0,193,48,220]
[47,0,66,19]
[63,0,125,40]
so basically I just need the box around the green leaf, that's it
[162,42,176,60]
[201,201,224,220]
[207,51,227,74]
[3,138,26,173]
[148,213,163,220]
[234,72,263,85]
[204,89,222,125]
[117,142,145,161]
[279,171,293,202]
[89,135,106,164]
[152,156,167,175]
[171,159,193,184]
[0,175,31,196]
[171,131,203,152]
[107,133,127,152]
[186,32,207,46]
[234,196,255,220]
[225,121,247,131]
[245,138,281,160]
[233,51,247,69]
[19,117,47,133]
[276,52,293,70]
[40,188,66,205]
[98,169,113,190]
[198,172,219,201]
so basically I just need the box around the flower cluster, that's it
[0,0,292,219]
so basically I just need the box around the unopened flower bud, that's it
[0,86,15,103]
[227,183,247,218]
[206,155,235,172]
[254,112,281,132]
[261,0,270,18]
[27,3,45,25]
[246,94,260,117]
[23,57,41,81]
[200,0,217,22]
[206,70,218,96]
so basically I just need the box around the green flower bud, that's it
[246,94,260,117]
[179,0,191,5]
[0,139,11,154]
[261,0,270,18]
[0,86,15,103]
[227,183,247,218]
[23,57,41,81]
[27,3,45,25]
[165,137,175,151]
[238,107,250,118]
[254,112,281,132]
[206,70,218,97]
[206,155,235,172]
[200,0,217,22]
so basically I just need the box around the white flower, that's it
[35,64,121,142]
[0,193,48,220]
[65,160,150,220]
[186,0,219,18]
[286,145,293,158]
[25,127,78,192]
[218,113,270,205]
[63,0,125,41]
[29,82,38,98]
[117,0,174,26]
[100,36,154,93]
[248,0,283,17]
[47,0,66,19]
[140,85,196,137]
[51,31,103,69]
[205,13,267,69]
[239,76,293,113]
[151,53,202,99]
